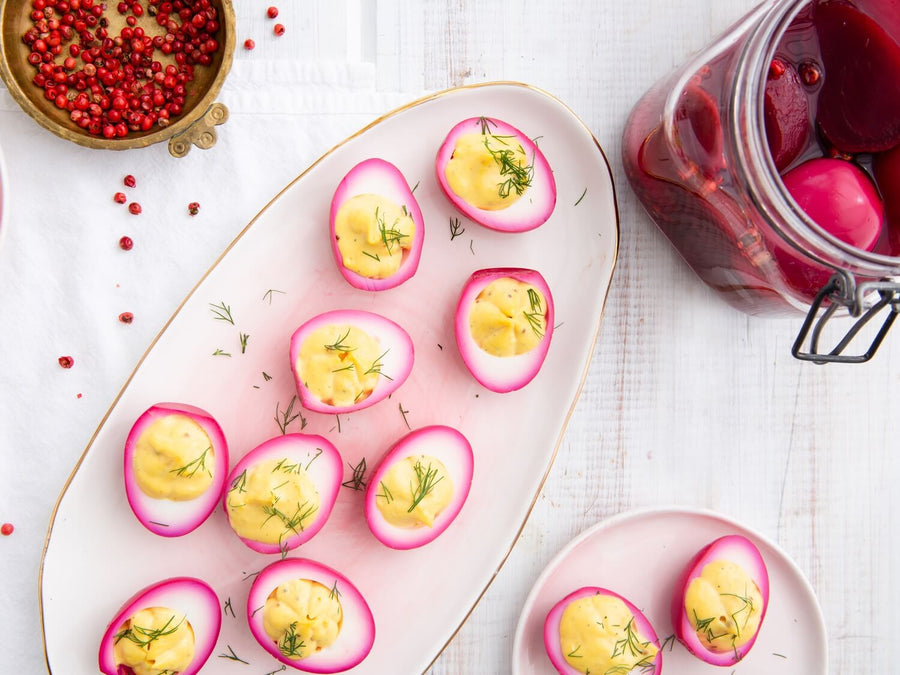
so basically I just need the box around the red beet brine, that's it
[624,0,900,316]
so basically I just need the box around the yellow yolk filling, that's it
[263,579,343,661]
[335,194,416,279]
[469,278,547,357]
[296,324,385,407]
[226,458,320,546]
[684,560,764,654]
[559,594,659,675]
[375,455,453,528]
[132,414,214,501]
[445,131,533,210]
[113,606,195,675]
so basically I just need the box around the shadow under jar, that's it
[623,0,900,363]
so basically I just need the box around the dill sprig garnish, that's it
[449,217,465,241]
[240,333,249,354]
[264,666,287,675]
[275,395,307,434]
[114,614,183,648]
[261,500,318,537]
[332,363,355,374]
[478,116,497,134]
[324,328,355,353]
[411,180,420,193]
[364,349,392,379]
[262,289,286,305]
[305,448,323,470]
[278,622,306,659]
[241,569,260,582]
[169,446,212,478]
[223,597,235,618]
[575,187,587,206]
[398,402,411,429]
[328,580,341,600]
[362,250,381,262]
[272,458,302,474]
[375,206,408,255]
[209,301,234,324]
[611,618,652,660]
[567,645,582,658]
[262,371,273,381]
[483,136,534,198]
[230,469,248,495]
[660,633,676,652]
[407,460,444,513]
[212,348,231,357]
[341,457,367,491]
[217,645,248,663]
[377,481,393,503]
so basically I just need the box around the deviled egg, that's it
[436,116,556,232]
[290,309,414,414]
[365,425,473,549]
[544,587,661,675]
[123,402,229,537]
[330,158,425,291]
[98,577,221,675]
[223,434,342,555]
[672,534,769,666]
[455,268,554,393]
[247,557,375,673]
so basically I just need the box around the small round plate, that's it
[512,507,828,674]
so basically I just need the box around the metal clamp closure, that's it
[792,273,900,364]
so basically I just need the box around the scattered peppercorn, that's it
[188,201,201,216]
[119,312,134,324]
[58,355,74,369]
[123,174,136,188]
[274,23,285,36]
[114,192,127,204]
[1,523,13,536]
[119,236,134,251]
[128,202,142,215]
[244,38,255,50]
[267,6,278,18]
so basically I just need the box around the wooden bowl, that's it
[0,0,235,155]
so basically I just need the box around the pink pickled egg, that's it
[782,158,883,250]
[289,309,414,414]
[247,558,375,673]
[436,116,556,232]
[123,402,229,537]
[455,268,554,393]
[329,158,425,291]
[672,535,769,667]
[222,434,342,555]
[98,577,221,675]
[543,587,662,675]
[364,425,473,550]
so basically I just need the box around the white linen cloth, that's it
[0,52,413,673]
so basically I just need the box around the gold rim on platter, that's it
[37,80,621,674]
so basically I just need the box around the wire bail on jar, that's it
[792,272,900,363]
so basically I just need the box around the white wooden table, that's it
[1,1,894,673]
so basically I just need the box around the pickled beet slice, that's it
[764,59,810,170]
[674,83,726,178]
[874,145,900,244]
[815,0,900,153]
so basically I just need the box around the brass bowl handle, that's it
[168,102,230,158]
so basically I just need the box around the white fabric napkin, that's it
[0,57,415,673]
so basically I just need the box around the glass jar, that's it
[622,0,900,362]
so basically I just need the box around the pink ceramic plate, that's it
[513,507,827,674]
[40,82,619,674]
